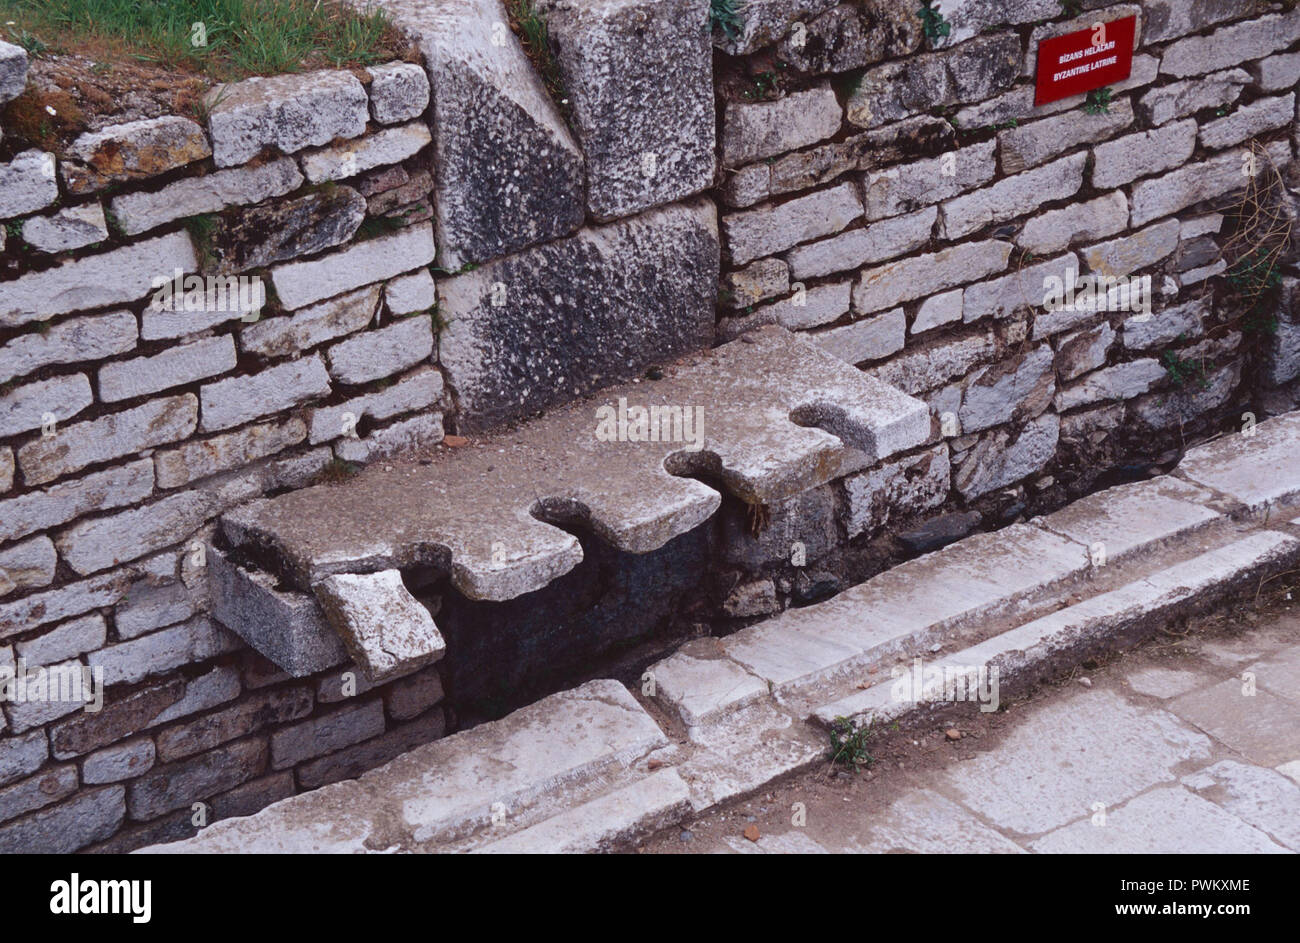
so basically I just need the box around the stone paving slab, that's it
[647,639,769,727]
[674,700,826,811]
[1181,760,1300,851]
[223,326,928,601]
[1028,785,1289,854]
[839,790,1025,854]
[1177,412,1300,510]
[1123,665,1207,699]
[1247,645,1300,703]
[930,689,1211,835]
[724,831,830,854]
[1169,680,1300,768]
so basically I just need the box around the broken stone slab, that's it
[439,200,717,430]
[1177,411,1300,511]
[648,639,769,727]
[0,40,28,103]
[380,0,584,268]
[536,0,714,221]
[473,768,691,853]
[143,679,667,852]
[208,546,346,677]
[60,116,211,194]
[315,571,445,683]
[221,324,929,602]
[205,70,369,168]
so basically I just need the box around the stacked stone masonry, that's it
[1,0,1299,852]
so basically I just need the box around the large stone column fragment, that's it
[378,0,585,267]
[535,0,715,221]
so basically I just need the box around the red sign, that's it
[1034,15,1136,106]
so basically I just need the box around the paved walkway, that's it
[638,603,1300,854]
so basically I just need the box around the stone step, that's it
[811,529,1300,730]
[140,679,671,853]
[656,469,1247,719]
[215,325,927,674]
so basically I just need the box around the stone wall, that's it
[713,0,1300,558]
[1,0,1299,852]
[0,50,461,852]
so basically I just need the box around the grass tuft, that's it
[0,0,403,81]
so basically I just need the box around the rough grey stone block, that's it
[0,231,198,330]
[367,61,431,124]
[0,39,28,103]
[0,460,155,544]
[538,0,715,220]
[21,204,110,253]
[205,70,369,168]
[300,122,432,184]
[713,0,839,55]
[57,492,218,576]
[18,394,197,486]
[208,546,347,677]
[0,787,124,854]
[440,200,718,430]
[0,373,93,438]
[270,224,434,311]
[382,0,584,268]
[0,150,57,220]
[61,116,211,193]
[722,85,840,167]
[198,356,331,432]
[98,335,237,403]
[240,284,379,358]
[111,157,303,237]
[325,316,433,385]
[316,570,445,683]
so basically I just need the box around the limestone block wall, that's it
[712,0,1300,565]
[0,50,458,851]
